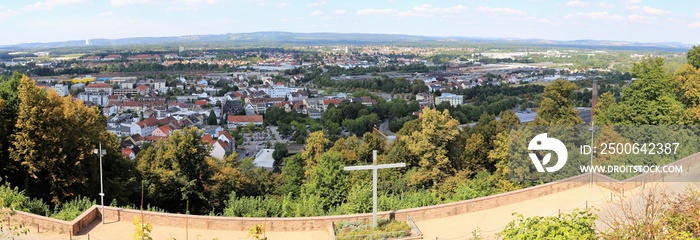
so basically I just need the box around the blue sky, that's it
[0,0,699,45]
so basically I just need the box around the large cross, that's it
[343,150,406,228]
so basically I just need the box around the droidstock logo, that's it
[528,133,568,173]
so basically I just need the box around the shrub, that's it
[50,196,95,221]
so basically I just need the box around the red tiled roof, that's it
[121,148,134,157]
[215,140,229,149]
[201,134,215,144]
[136,85,149,91]
[227,115,263,123]
[86,83,112,88]
[194,100,208,106]
[218,131,234,141]
[156,125,173,134]
[136,117,158,128]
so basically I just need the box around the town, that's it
[3,45,622,167]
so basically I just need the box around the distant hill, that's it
[0,31,692,51]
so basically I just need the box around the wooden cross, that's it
[343,150,406,228]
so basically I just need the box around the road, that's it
[378,120,394,136]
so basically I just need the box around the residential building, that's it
[263,86,289,98]
[120,80,135,89]
[102,54,122,61]
[78,92,110,106]
[210,140,228,159]
[416,92,435,107]
[136,85,149,95]
[435,93,464,107]
[85,83,113,94]
[50,84,69,97]
[204,125,224,138]
[121,148,136,160]
[113,88,138,95]
[227,115,263,128]
[151,125,174,138]
[322,99,343,111]
[153,79,167,93]
[131,117,159,136]
[308,108,322,119]
[217,131,236,151]
[221,99,243,115]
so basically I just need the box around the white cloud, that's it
[627,14,646,22]
[164,6,198,12]
[625,0,641,3]
[476,6,527,15]
[244,0,269,6]
[310,11,323,16]
[277,2,288,8]
[598,2,614,8]
[696,12,700,18]
[397,4,466,17]
[691,22,700,28]
[565,1,590,7]
[356,5,466,18]
[27,0,86,10]
[280,18,289,22]
[97,11,114,16]
[565,11,623,21]
[0,7,20,19]
[307,1,326,7]
[180,0,218,4]
[333,10,347,15]
[642,6,668,15]
[624,5,640,10]
[356,8,399,15]
[111,0,156,6]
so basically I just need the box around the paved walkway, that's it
[417,165,700,240]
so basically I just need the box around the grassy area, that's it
[335,219,412,240]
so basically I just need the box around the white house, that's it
[435,93,464,107]
[50,84,69,97]
[210,140,228,160]
[131,117,159,136]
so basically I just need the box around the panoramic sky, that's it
[0,0,698,45]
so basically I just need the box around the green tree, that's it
[301,131,329,176]
[674,63,700,123]
[11,75,112,203]
[0,73,22,188]
[272,142,288,173]
[301,151,348,211]
[613,57,684,125]
[278,154,304,197]
[357,131,385,163]
[688,45,700,69]
[329,135,360,164]
[534,79,584,126]
[136,127,216,214]
[403,108,460,188]
[207,109,218,125]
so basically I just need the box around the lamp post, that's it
[94,143,106,224]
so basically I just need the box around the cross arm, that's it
[343,163,406,171]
